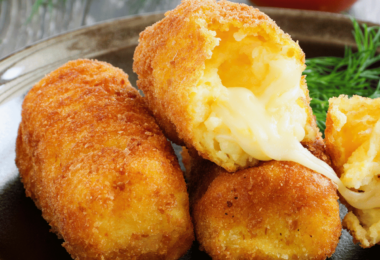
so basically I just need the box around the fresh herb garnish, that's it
[304,18,380,134]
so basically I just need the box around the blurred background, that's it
[0,0,379,60]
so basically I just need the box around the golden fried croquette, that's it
[325,95,380,248]
[184,147,341,260]
[15,59,194,260]
[134,0,320,172]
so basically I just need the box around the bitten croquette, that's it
[133,0,320,172]
[326,95,380,248]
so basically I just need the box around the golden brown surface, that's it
[185,144,341,260]
[325,95,380,179]
[325,95,380,248]
[15,59,194,260]
[133,0,319,172]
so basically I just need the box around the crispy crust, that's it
[184,139,340,259]
[325,95,353,211]
[133,0,318,172]
[187,135,333,203]
[188,161,340,260]
[325,95,380,178]
[325,96,347,177]
[325,95,380,248]
[15,60,194,260]
[325,95,379,209]
[302,131,332,166]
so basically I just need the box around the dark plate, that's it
[0,8,379,260]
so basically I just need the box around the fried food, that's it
[15,59,194,260]
[325,95,380,248]
[184,144,341,260]
[133,0,320,172]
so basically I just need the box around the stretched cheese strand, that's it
[210,56,380,210]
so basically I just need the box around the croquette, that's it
[15,59,194,260]
[325,95,380,248]
[133,0,320,172]
[184,146,341,260]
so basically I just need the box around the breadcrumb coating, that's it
[185,142,341,260]
[15,59,194,260]
[326,95,380,248]
[133,0,319,172]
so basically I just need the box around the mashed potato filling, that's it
[328,99,380,246]
[192,27,380,211]
[192,28,311,169]
[342,119,380,189]
[328,101,380,210]
[344,120,380,246]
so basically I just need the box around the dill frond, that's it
[304,18,380,134]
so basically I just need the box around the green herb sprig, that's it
[304,19,380,134]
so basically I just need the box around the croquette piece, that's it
[134,0,320,172]
[15,60,194,260]
[185,147,341,260]
[325,95,380,248]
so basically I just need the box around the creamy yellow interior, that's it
[327,99,380,208]
[329,99,380,246]
[190,26,380,211]
[342,119,380,189]
[191,27,311,169]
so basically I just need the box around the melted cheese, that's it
[193,28,380,210]
[213,73,380,210]
[212,66,380,210]
[213,57,306,161]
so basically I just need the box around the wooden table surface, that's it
[0,0,379,60]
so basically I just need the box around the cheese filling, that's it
[191,28,310,169]
[192,27,379,210]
